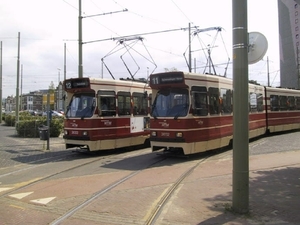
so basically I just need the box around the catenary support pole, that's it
[188,22,192,72]
[232,0,249,213]
[78,0,83,78]
[0,41,2,123]
[64,43,67,113]
[47,93,50,150]
[16,32,21,130]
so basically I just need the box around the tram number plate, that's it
[71,130,79,135]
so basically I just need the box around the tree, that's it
[48,81,55,94]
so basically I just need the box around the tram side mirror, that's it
[144,91,148,98]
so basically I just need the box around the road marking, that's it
[0,187,13,193]
[30,197,56,205]
[9,204,26,210]
[9,192,33,199]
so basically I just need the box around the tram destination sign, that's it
[65,78,90,90]
[150,72,184,86]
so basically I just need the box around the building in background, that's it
[278,0,300,89]
[21,92,43,111]
[4,96,15,112]
[3,83,64,113]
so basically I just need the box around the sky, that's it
[0,0,280,98]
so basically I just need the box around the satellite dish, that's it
[248,32,268,64]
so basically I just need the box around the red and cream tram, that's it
[63,77,151,151]
[149,71,300,155]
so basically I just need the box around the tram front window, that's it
[66,94,95,118]
[152,88,189,118]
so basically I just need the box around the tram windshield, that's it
[66,93,96,119]
[151,88,189,118]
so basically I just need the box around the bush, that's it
[49,117,64,137]
[4,111,32,127]
[17,120,43,137]
[4,114,15,126]
[15,116,64,138]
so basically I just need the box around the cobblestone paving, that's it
[0,125,67,169]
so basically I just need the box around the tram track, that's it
[145,154,210,225]
[0,156,105,198]
[48,152,212,225]
[0,149,149,198]
[50,156,167,225]
[1,141,216,225]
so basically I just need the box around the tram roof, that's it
[88,77,150,88]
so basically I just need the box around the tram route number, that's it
[150,74,184,85]
[71,130,79,135]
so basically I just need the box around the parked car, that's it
[42,110,64,117]
[28,110,37,116]
[35,110,43,116]
[27,110,43,116]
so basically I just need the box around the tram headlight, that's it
[83,131,88,136]
[64,130,68,135]
[151,131,157,137]
[176,132,183,138]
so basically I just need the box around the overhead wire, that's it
[170,0,192,23]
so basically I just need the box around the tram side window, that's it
[249,93,263,113]
[257,93,263,112]
[191,86,208,116]
[279,95,288,111]
[133,92,148,116]
[296,97,300,110]
[208,87,220,115]
[97,90,116,116]
[118,91,131,116]
[220,88,232,114]
[270,95,279,111]
[287,96,296,110]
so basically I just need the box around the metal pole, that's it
[64,43,67,113]
[78,0,83,78]
[57,69,60,111]
[297,47,300,89]
[16,32,21,130]
[101,60,104,78]
[232,0,249,213]
[57,68,60,86]
[20,64,23,111]
[0,41,2,123]
[46,93,50,150]
[188,23,192,72]
[267,56,270,87]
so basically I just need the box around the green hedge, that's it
[4,112,64,138]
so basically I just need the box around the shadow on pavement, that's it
[198,166,300,225]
